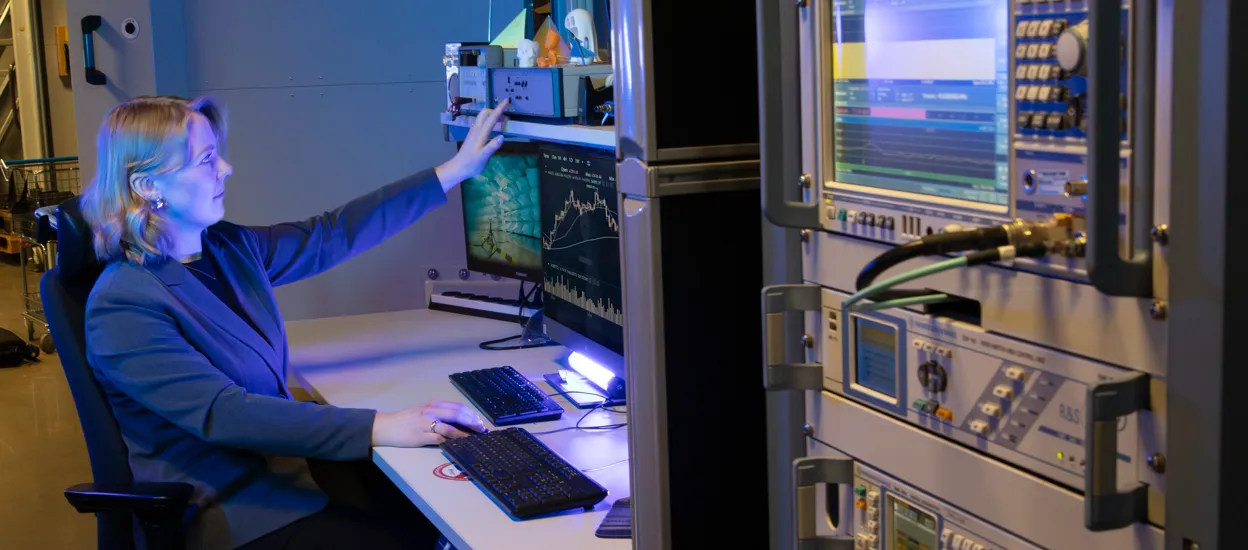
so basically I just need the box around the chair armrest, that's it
[64,482,194,518]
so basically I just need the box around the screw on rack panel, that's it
[798,174,813,190]
[1151,224,1169,245]
[797,0,807,6]
[458,269,471,281]
[1147,453,1166,473]
[802,424,813,437]
[800,229,811,243]
[427,268,440,280]
[1150,301,1168,320]
[801,334,814,348]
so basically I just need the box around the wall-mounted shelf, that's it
[441,112,615,151]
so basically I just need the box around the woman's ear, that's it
[128,172,160,202]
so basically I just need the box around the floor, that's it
[0,253,96,548]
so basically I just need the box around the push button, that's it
[980,402,1003,417]
[1045,113,1067,130]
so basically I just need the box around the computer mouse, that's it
[445,421,489,435]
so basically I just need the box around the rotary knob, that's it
[1055,21,1088,74]
[917,360,948,393]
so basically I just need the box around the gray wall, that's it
[180,0,514,321]
[40,0,76,157]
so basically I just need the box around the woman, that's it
[81,95,511,550]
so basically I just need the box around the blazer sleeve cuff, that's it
[342,407,379,460]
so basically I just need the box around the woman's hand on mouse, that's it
[435,98,511,192]
[371,401,487,448]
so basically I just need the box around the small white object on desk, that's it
[517,39,539,68]
[286,309,630,550]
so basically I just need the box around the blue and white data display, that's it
[830,0,1010,205]
[854,317,898,398]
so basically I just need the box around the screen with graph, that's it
[539,144,623,355]
[830,0,1010,205]
[461,141,543,282]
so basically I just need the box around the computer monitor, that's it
[460,141,543,283]
[538,143,625,393]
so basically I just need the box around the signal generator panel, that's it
[817,288,1150,494]
[841,459,1042,550]
[814,0,1141,274]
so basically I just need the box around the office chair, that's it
[42,198,194,550]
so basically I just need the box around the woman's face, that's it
[153,113,233,230]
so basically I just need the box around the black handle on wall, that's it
[81,15,105,86]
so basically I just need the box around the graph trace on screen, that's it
[544,271,623,326]
[542,188,620,251]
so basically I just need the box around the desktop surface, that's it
[285,309,630,550]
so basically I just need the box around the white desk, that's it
[285,309,631,550]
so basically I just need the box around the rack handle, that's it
[1085,0,1150,296]
[794,457,855,550]
[758,0,819,229]
[81,15,106,86]
[1084,373,1149,531]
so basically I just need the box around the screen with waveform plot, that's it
[461,141,543,282]
[828,0,1011,206]
[539,144,623,355]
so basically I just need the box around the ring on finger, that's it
[429,420,440,433]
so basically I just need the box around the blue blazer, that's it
[84,169,448,550]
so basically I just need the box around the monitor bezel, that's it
[458,139,544,283]
[536,141,625,380]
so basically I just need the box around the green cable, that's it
[843,255,969,312]
[853,293,954,313]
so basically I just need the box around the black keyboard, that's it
[441,427,608,519]
[449,366,564,426]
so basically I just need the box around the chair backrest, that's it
[42,197,136,550]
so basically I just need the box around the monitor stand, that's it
[543,370,625,409]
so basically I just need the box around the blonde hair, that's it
[80,95,228,264]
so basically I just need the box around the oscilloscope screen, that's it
[460,141,543,282]
[829,0,1011,206]
[538,144,624,356]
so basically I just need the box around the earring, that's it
[153,197,167,210]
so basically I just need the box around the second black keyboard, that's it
[440,427,609,519]
[449,365,564,426]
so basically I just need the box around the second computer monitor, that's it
[460,140,543,283]
[538,143,624,377]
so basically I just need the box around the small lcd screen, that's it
[891,498,939,550]
[461,141,543,282]
[854,317,898,398]
[829,0,1011,205]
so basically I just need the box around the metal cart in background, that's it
[6,157,81,353]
